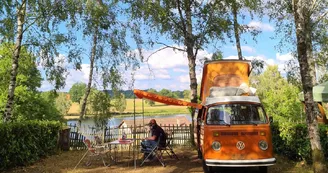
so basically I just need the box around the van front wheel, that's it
[259,166,268,173]
[202,159,212,173]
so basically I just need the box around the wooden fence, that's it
[68,123,192,150]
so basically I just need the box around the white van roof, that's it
[205,96,261,105]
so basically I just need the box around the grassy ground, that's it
[65,99,190,119]
[6,146,313,173]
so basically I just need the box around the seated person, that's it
[207,110,220,124]
[141,119,166,161]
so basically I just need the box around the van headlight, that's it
[212,141,221,151]
[259,140,268,150]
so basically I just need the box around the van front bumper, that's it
[205,158,276,167]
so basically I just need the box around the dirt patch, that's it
[6,147,313,173]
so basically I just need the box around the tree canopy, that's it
[69,82,87,103]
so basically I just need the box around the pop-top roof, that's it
[200,60,251,103]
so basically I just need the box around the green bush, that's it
[271,122,328,163]
[0,121,61,170]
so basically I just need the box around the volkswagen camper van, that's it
[194,60,275,173]
[133,60,276,173]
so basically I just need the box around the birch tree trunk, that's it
[292,0,326,172]
[80,30,98,120]
[232,3,243,60]
[3,1,26,122]
[185,0,197,143]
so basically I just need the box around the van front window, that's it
[206,104,267,125]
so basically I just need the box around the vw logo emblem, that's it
[236,141,245,150]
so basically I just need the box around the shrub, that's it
[0,120,61,170]
[271,122,328,163]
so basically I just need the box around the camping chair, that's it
[140,135,166,167]
[74,139,110,169]
[158,132,179,160]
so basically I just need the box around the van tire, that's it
[259,166,268,173]
[202,159,212,173]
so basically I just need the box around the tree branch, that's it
[144,42,185,62]
[156,42,185,51]
[313,10,328,25]
[177,0,187,36]
[168,15,185,31]
[309,0,319,15]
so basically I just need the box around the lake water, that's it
[67,114,191,132]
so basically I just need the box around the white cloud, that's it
[241,46,256,53]
[135,74,149,80]
[266,59,275,66]
[173,68,188,73]
[144,47,187,69]
[39,63,96,92]
[224,55,239,59]
[132,66,171,80]
[247,21,274,32]
[231,46,256,53]
[276,52,293,61]
[179,75,190,83]
[144,46,211,69]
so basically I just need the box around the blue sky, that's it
[39,15,294,92]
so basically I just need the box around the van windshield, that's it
[206,103,268,125]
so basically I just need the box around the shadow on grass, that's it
[5,147,313,173]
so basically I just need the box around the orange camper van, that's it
[194,60,275,173]
[133,60,275,173]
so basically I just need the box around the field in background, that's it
[66,99,190,119]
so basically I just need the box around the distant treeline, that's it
[104,89,189,99]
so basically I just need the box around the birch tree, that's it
[0,0,81,122]
[78,0,139,119]
[223,0,262,60]
[267,0,328,172]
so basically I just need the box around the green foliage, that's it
[0,0,83,90]
[68,82,87,103]
[183,90,191,100]
[0,120,61,171]
[158,88,177,98]
[145,88,157,106]
[0,43,62,121]
[113,93,127,113]
[211,51,223,60]
[271,122,328,163]
[55,93,72,116]
[251,66,304,122]
[87,90,111,127]
[14,92,62,122]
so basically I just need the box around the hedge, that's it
[0,120,61,170]
[271,122,328,163]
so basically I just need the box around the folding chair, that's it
[158,132,179,160]
[140,135,166,167]
[74,139,110,169]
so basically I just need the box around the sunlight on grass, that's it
[67,99,190,117]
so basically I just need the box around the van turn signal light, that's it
[260,131,266,136]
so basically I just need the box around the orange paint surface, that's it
[201,125,273,160]
[200,60,251,102]
[133,89,202,109]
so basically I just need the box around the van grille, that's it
[219,131,258,136]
